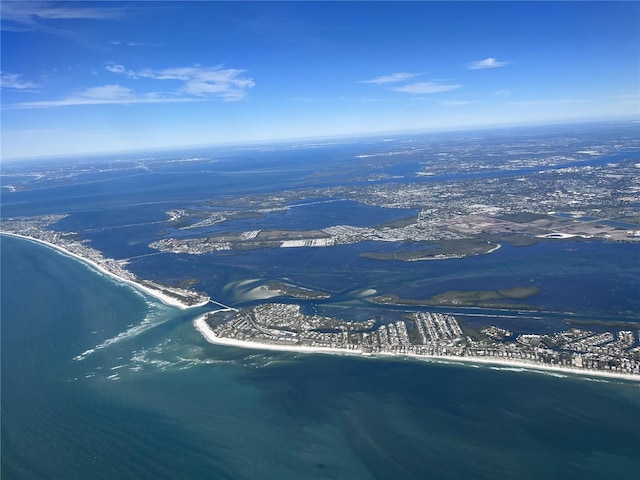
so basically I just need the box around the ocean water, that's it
[2,235,639,479]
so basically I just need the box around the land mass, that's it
[195,303,640,380]
[0,216,211,309]
[145,143,640,258]
[372,286,541,309]
[263,282,331,300]
[3,131,639,381]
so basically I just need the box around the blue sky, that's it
[1,1,639,159]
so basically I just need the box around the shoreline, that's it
[193,315,640,382]
[2,232,210,310]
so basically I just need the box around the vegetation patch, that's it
[372,286,540,309]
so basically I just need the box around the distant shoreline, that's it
[1,232,210,310]
[193,315,640,382]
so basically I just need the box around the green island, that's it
[360,238,501,261]
[371,286,541,309]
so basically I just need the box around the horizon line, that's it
[2,117,638,163]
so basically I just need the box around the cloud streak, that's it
[361,72,461,96]
[110,41,163,48]
[468,57,509,70]
[1,72,39,90]
[360,72,423,85]
[10,84,195,109]
[106,64,255,101]
[393,82,462,94]
[1,2,123,29]
[10,64,256,109]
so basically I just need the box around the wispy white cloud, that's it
[1,72,39,90]
[11,84,198,109]
[10,64,256,109]
[1,2,123,29]
[393,82,462,94]
[360,72,423,85]
[105,64,133,76]
[74,84,136,102]
[468,57,509,70]
[106,64,255,101]
[110,40,163,47]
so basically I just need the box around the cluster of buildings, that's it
[207,303,640,376]
[150,214,468,255]
[150,236,232,254]
[1,214,137,281]
[1,215,210,307]
[350,156,640,230]
[147,140,640,256]
[212,303,374,350]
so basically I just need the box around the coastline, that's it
[1,232,209,310]
[5,230,636,383]
[193,314,364,356]
[193,315,640,382]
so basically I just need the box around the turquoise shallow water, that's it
[2,235,640,479]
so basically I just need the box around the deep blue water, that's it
[2,234,640,479]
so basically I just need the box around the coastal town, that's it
[0,215,210,309]
[2,129,639,380]
[147,141,640,257]
[3,210,640,379]
[199,303,640,378]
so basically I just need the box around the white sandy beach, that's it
[193,314,365,356]
[485,243,502,254]
[2,232,210,310]
[193,315,640,382]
